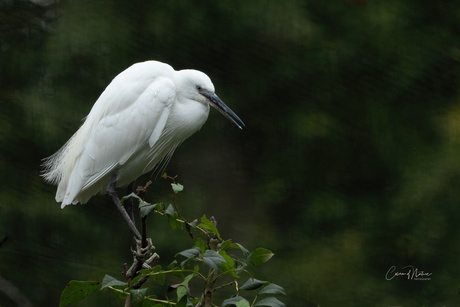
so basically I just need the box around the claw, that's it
[126,237,159,277]
[133,238,155,260]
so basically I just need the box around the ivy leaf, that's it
[219,250,238,278]
[171,183,184,194]
[130,288,148,307]
[222,296,250,307]
[156,271,166,285]
[248,248,274,265]
[182,273,194,285]
[59,280,100,307]
[193,237,208,253]
[152,266,167,285]
[237,300,251,307]
[254,297,286,307]
[176,247,200,268]
[188,219,199,228]
[165,204,180,229]
[101,274,127,290]
[202,250,226,270]
[240,278,267,291]
[120,192,140,205]
[176,296,193,307]
[168,260,178,270]
[130,265,162,287]
[176,274,194,302]
[139,201,163,218]
[199,215,221,240]
[177,247,201,259]
[258,283,287,296]
[176,285,188,302]
[219,239,241,252]
[235,243,250,257]
[165,204,176,216]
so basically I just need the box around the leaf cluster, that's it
[59,177,285,306]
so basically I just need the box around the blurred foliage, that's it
[1,0,460,306]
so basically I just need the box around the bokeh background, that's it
[2,0,460,306]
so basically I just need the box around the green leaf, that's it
[165,204,180,229]
[235,258,248,273]
[176,296,193,307]
[199,215,221,240]
[258,283,287,296]
[240,278,267,291]
[101,274,127,290]
[182,273,194,285]
[237,300,251,307]
[169,280,191,303]
[176,285,188,302]
[168,260,178,270]
[139,201,163,218]
[235,243,250,257]
[219,250,238,278]
[202,249,226,270]
[194,237,208,253]
[150,264,163,273]
[177,247,201,259]
[129,274,145,288]
[222,296,250,307]
[177,273,194,301]
[219,239,240,252]
[254,297,286,307]
[59,280,100,307]
[130,288,148,307]
[188,219,199,228]
[248,248,274,265]
[171,183,184,194]
[171,268,185,279]
[130,265,161,287]
[120,192,141,205]
[176,274,195,306]
[165,204,176,216]
[158,271,166,285]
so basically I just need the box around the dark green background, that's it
[1,0,460,306]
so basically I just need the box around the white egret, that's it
[42,60,244,239]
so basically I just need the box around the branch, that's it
[201,236,220,307]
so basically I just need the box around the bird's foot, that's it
[126,238,159,279]
[133,238,158,269]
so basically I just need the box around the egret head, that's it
[177,69,245,129]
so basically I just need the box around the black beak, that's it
[201,90,245,129]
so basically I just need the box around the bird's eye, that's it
[196,85,202,91]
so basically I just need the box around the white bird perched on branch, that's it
[42,60,244,239]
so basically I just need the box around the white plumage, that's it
[43,60,244,208]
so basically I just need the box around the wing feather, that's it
[50,61,178,205]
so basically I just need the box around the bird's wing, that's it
[84,61,175,125]
[62,75,176,204]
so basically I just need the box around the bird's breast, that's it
[167,98,210,142]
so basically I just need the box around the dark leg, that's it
[107,176,141,240]
[125,182,135,222]
[108,177,157,291]
[125,182,138,251]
